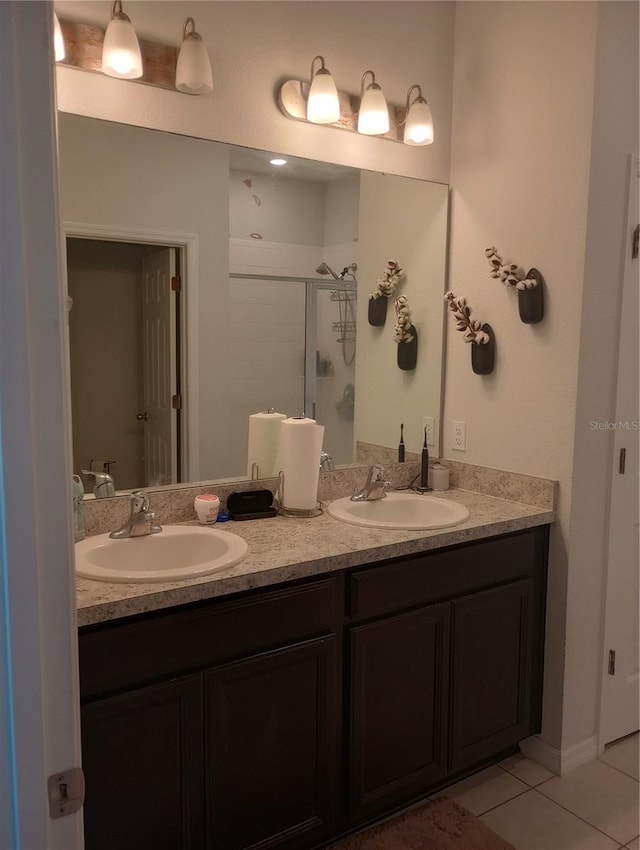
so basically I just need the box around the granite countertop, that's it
[76,487,555,627]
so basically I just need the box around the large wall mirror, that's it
[58,113,449,495]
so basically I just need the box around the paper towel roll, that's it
[247,410,286,479]
[280,416,325,510]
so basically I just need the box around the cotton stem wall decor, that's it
[485,246,545,324]
[368,258,404,326]
[394,295,418,370]
[444,291,495,375]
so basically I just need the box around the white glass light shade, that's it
[307,69,340,124]
[54,12,65,61]
[176,34,213,95]
[404,99,434,145]
[102,15,143,78]
[357,86,390,135]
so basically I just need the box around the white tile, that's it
[480,790,620,850]
[537,758,639,845]
[500,753,556,786]
[442,764,528,815]
[599,734,639,781]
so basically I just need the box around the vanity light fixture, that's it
[307,56,341,124]
[101,1,143,79]
[53,12,65,61]
[402,84,434,146]
[357,70,390,136]
[175,17,213,95]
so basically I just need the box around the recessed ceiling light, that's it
[270,158,287,166]
[250,232,263,240]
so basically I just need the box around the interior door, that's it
[142,248,178,486]
[600,154,639,745]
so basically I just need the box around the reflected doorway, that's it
[66,237,182,491]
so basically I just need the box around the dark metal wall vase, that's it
[485,247,545,324]
[444,291,495,375]
[368,259,404,326]
[394,296,418,370]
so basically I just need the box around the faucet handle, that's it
[129,490,149,513]
[370,464,386,481]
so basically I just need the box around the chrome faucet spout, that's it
[350,465,391,502]
[109,491,162,539]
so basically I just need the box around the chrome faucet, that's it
[320,451,334,472]
[109,491,162,539]
[350,465,391,502]
[82,469,115,499]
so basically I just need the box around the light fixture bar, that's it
[57,19,177,91]
[278,79,408,143]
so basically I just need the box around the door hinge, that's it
[48,768,85,819]
[608,649,616,676]
[632,224,639,259]
[172,394,182,410]
[619,448,626,474]
[171,275,182,292]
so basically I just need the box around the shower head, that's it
[315,262,340,279]
[316,261,358,281]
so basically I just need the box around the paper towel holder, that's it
[274,471,323,518]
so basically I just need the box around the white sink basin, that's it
[75,525,249,583]
[327,491,470,530]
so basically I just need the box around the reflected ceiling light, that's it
[307,55,340,124]
[403,84,434,146]
[102,0,143,79]
[176,17,213,95]
[54,12,65,61]
[357,70,389,136]
[270,158,287,166]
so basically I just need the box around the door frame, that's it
[597,153,640,749]
[63,222,200,483]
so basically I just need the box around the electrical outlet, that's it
[422,416,435,447]
[452,420,466,451]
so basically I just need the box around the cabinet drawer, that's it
[349,528,546,621]
[80,576,338,700]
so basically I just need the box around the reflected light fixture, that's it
[403,84,434,146]
[102,0,143,79]
[176,17,213,95]
[270,158,287,166]
[357,70,390,136]
[53,12,65,61]
[307,56,340,124]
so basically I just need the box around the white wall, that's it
[58,114,230,480]
[54,1,455,184]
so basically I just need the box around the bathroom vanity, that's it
[77,491,551,850]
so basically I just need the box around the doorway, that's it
[66,237,182,491]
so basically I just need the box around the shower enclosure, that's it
[228,272,357,477]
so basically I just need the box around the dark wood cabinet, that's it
[205,637,339,849]
[81,675,205,850]
[79,526,549,850]
[348,603,450,821]
[449,579,536,772]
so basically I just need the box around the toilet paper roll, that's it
[280,416,325,511]
[247,410,287,479]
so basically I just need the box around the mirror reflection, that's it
[58,114,448,495]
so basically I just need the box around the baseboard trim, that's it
[520,735,598,775]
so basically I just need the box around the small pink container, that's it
[194,494,220,525]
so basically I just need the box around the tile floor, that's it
[443,733,639,849]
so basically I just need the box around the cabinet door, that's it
[349,603,450,821]
[205,636,339,850]
[450,578,535,772]
[81,675,204,850]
